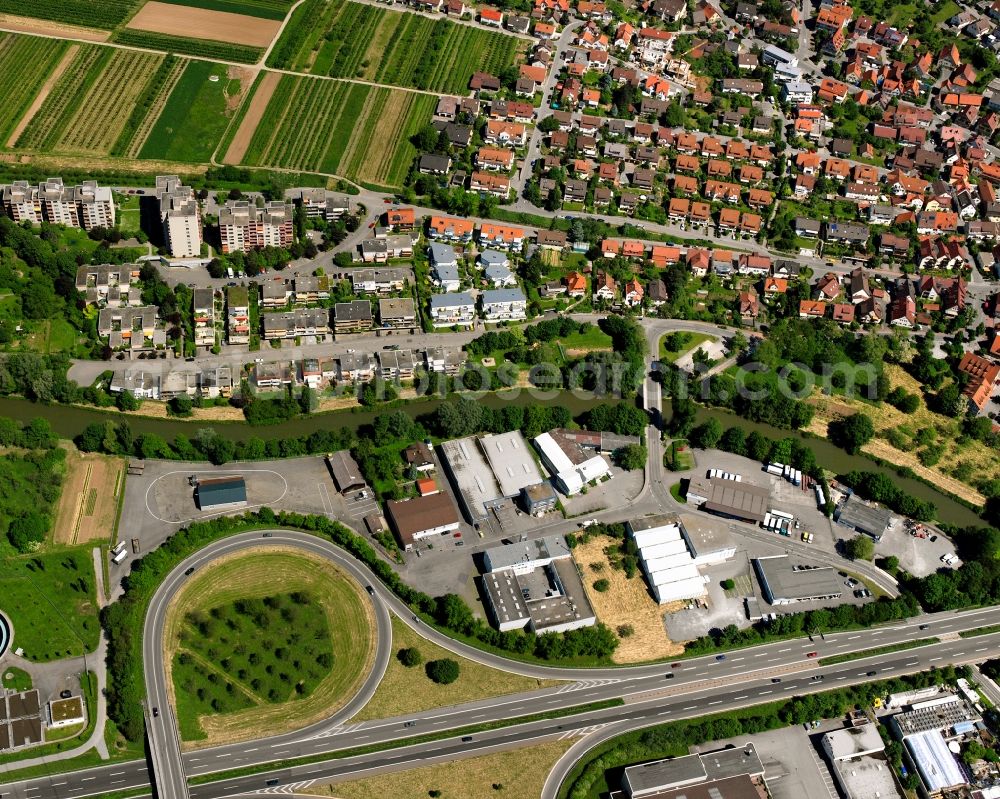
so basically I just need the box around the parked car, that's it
[60,690,72,699]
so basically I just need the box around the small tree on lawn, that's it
[398,647,423,667]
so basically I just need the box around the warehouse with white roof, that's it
[627,514,710,604]
[533,431,611,495]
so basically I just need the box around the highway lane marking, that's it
[760,690,771,695]
[734,695,748,700]
[847,635,860,640]
[930,657,942,662]
[778,648,791,652]
[708,700,721,705]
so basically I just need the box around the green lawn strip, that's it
[0,671,97,773]
[660,332,715,363]
[959,625,1000,639]
[110,30,263,64]
[1,666,33,691]
[189,699,624,787]
[818,638,937,666]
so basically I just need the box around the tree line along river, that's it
[0,391,982,529]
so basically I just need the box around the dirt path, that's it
[224,70,281,164]
[0,14,108,42]
[7,44,78,148]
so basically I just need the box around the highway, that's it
[6,527,1000,799]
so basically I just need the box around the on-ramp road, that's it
[6,528,1000,798]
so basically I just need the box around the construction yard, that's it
[572,534,685,664]
[51,446,124,546]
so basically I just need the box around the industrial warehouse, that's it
[628,514,735,604]
[480,535,596,634]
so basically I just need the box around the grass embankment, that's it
[0,544,100,661]
[818,638,937,666]
[1,666,32,691]
[165,547,376,747]
[353,615,557,722]
[305,739,574,798]
[660,332,716,363]
[191,699,625,787]
[805,363,994,507]
[960,625,1000,639]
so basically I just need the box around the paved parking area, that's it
[119,457,345,564]
[876,516,956,577]
[562,465,643,516]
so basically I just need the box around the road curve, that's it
[142,531,394,797]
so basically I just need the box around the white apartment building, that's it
[481,288,527,321]
[1,178,115,229]
[156,175,201,258]
[218,200,294,254]
[429,292,476,328]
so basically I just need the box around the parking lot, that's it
[875,515,957,577]
[117,457,348,569]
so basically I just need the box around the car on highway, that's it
[806,652,818,658]
[266,779,279,786]
[715,654,726,661]
[262,533,272,538]
[664,673,674,679]
[811,675,824,681]
[152,707,159,717]
[771,678,781,684]
[366,585,375,595]
[671,662,681,668]
[919,624,929,630]
[866,671,877,676]
[184,567,195,576]
[462,736,473,742]
[404,721,416,728]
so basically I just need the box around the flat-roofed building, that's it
[196,476,247,510]
[903,730,967,796]
[753,555,843,605]
[75,263,140,308]
[218,200,294,253]
[386,492,461,548]
[678,513,736,565]
[484,534,572,574]
[521,481,558,514]
[262,308,330,340]
[155,175,201,258]
[227,285,250,344]
[1,178,114,229]
[479,431,545,499]
[623,743,764,798]
[378,297,416,330]
[628,514,708,604]
[47,697,85,730]
[333,300,373,334]
[439,436,503,522]
[349,267,411,295]
[533,430,611,496]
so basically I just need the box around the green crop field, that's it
[16,46,164,155]
[0,545,100,662]
[0,0,139,29]
[110,29,264,65]
[153,0,295,19]
[0,35,69,145]
[268,0,520,94]
[139,61,240,162]
[238,74,433,188]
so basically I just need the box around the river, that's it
[0,392,982,528]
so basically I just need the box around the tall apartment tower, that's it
[218,200,294,254]
[155,175,201,258]
[0,178,115,229]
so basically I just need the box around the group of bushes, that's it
[102,509,619,742]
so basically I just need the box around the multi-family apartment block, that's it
[218,200,294,254]
[98,306,162,350]
[193,288,216,348]
[262,309,331,340]
[293,188,350,221]
[226,285,250,345]
[430,292,476,327]
[333,300,374,334]
[1,178,115,229]
[378,298,417,331]
[481,288,528,321]
[75,264,141,307]
[155,176,201,258]
[348,267,411,295]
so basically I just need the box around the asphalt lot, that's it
[117,457,343,575]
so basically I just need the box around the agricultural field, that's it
[269,0,521,94]
[51,447,124,546]
[138,61,245,163]
[0,34,69,145]
[15,45,165,156]
[0,0,139,29]
[236,75,434,188]
[154,0,296,19]
[165,549,375,746]
[110,29,264,64]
